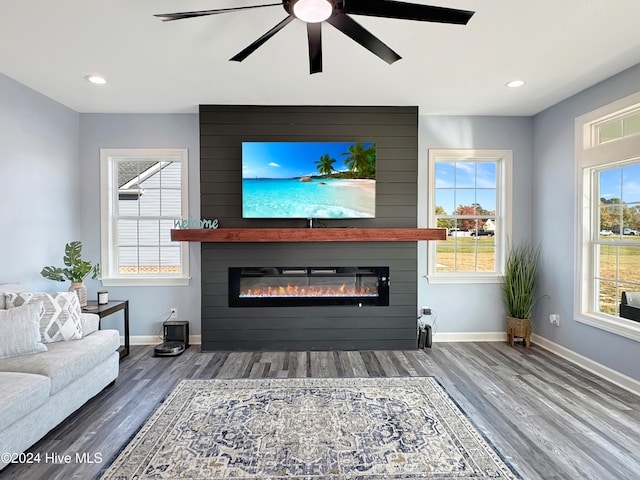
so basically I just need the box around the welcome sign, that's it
[173,216,219,229]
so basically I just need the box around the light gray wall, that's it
[533,63,640,381]
[78,114,201,338]
[417,116,534,335]
[0,73,81,290]
[4,66,639,381]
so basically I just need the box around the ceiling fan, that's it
[155,0,475,74]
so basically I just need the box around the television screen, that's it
[242,141,376,219]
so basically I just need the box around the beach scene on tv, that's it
[242,141,376,219]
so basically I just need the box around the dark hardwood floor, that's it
[1,342,639,480]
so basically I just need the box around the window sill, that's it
[576,312,640,343]
[427,273,502,285]
[101,277,191,287]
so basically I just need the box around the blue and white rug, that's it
[100,377,520,479]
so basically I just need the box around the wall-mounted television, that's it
[242,141,376,219]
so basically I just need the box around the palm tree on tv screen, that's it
[314,154,337,177]
[342,143,376,179]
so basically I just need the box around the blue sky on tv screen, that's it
[242,142,374,179]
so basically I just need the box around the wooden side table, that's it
[82,300,130,360]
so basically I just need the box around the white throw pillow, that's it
[0,284,25,310]
[0,302,48,359]
[6,292,83,343]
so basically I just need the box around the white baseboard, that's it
[129,333,508,346]
[532,334,640,397]
[127,335,202,346]
[432,331,508,342]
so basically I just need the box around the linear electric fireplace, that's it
[229,266,390,307]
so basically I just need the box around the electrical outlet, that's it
[170,307,178,319]
[421,306,431,316]
[549,313,560,326]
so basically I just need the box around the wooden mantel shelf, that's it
[171,228,445,243]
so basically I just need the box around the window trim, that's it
[575,91,640,342]
[100,148,190,286]
[427,149,512,284]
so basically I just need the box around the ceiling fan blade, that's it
[326,13,401,65]
[230,16,295,62]
[307,23,323,74]
[155,3,281,22]
[343,0,474,25]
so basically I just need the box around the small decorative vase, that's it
[69,282,88,307]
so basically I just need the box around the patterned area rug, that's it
[100,377,520,479]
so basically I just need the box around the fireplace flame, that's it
[241,283,377,298]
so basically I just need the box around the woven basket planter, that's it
[506,316,531,348]
[69,282,88,307]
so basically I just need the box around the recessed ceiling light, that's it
[85,74,107,85]
[506,79,525,88]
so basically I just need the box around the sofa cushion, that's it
[6,292,83,343]
[0,284,25,309]
[0,372,51,431]
[81,312,100,336]
[0,303,48,359]
[0,329,119,394]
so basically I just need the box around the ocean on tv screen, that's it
[242,178,375,218]
[241,141,377,219]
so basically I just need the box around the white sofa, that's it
[0,284,120,470]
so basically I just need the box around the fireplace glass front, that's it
[229,267,390,307]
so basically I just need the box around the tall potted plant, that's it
[41,241,100,307]
[501,241,540,348]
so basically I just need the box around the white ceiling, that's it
[2,0,640,115]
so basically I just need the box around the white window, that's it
[427,149,512,284]
[100,148,190,286]
[576,92,640,342]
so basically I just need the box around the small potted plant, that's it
[501,241,540,348]
[41,241,100,307]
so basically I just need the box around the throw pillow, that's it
[0,284,25,309]
[6,292,83,343]
[0,302,48,359]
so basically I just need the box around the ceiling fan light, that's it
[293,0,332,23]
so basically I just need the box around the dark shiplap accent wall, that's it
[200,105,418,350]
